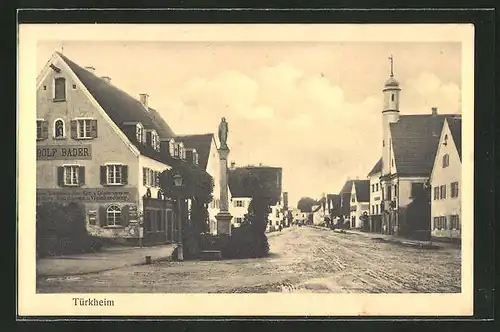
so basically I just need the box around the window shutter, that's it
[121,205,130,227]
[57,166,64,187]
[41,121,49,139]
[143,167,147,186]
[78,166,85,186]
[122,165,128,185]
[100,166,107,185]
[90,120,98,138]
[155,171,160,188]
[70,120,77,139]
[99,206,107,227]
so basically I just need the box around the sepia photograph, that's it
[18,23,474,316]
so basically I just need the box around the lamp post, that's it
[173,173,184,261]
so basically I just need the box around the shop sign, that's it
[36,188,137,203]
[37,144,92,160]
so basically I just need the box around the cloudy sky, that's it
[37,41,461,207]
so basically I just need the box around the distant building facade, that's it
[367,158,383,233]
[349,180,370,229]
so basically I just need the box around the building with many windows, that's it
[430,117,462,242]
[378,61,461,238]
[367,158,383,233]
[36,52,211,245]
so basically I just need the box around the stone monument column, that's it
[215,117,232,236]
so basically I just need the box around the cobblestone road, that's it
[37,226,461,293]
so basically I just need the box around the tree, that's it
[223,168,275,258]
[297,197,318,212]
[160,162,214,259]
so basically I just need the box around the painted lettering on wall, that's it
[36,188,137,203]
[37,145,92,160]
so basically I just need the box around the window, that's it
[391,94,395,101]
[151,132,160,151]
[174,143,180,158]
[451,182,459,198]
[136,125,143,143]
[433,216,446,229]
[65,166,79,185]
[433,186,440,200]
[54,119,65,138]
[106,205,122,226]
[442,154,450,168]
[235,200,244,207]
[107,165,122,184]
[372,206,375,214]
[57,165,84,187]
[43,85,47,90]
[371,184,375,192]
[440,185,447,199]
[101,164,128,186]
[376,183,379,191]
[72,119,97,139]
[72,84,77,90]
[394,184,398,197]
[54,77,66,101]
[235,217,243,223]
[193,151,199,165]
[434,216,447,230]
[169,140,175,156]
[36,120,48,140]
[450,215,460,230]
[375,205,379,214]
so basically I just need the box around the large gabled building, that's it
[378,62,461,239]
[36,51,212,245]
[430,117,462,242]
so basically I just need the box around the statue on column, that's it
[218,117,229,150]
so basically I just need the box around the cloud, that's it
[403,71,461,114]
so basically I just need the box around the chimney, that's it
[230,161,236,169]
[432,107,440,137]
[139,93,149,109]
[101,76,111,83]
[85,66,95,74]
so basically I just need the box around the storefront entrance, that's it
[143,198,174,245]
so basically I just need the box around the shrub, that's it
[222,222,269,259]
[36,202,102,258]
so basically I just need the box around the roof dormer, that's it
[145,129,160,152]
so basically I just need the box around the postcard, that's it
[18,23,474,317]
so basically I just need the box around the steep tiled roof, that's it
[175,134,214,171]
[353,180,370,202]
[228,166,282,203]
[326,194,341,216]
[58,53,176,163]
[367,157,382,176]
[447,117,462,161]
[340,180,354,194]
[390,114,460,176]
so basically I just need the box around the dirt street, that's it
[37,226,461,293]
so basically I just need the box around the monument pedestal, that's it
[215,211,233,236]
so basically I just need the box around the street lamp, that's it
[173,173,184,261]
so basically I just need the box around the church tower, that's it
[382,55,401,176]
